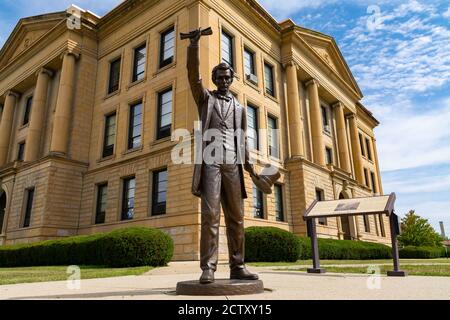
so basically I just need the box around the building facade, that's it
[0,0,390,261]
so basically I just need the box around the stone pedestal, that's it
[176,279,264,296]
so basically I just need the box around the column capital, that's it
[283,60,299,70]
[305,78,320,89]
[346,112,357,120]
[59,50,80,60]
[332,101,344,109]
[4,90,20,99]
[36,67,54,78]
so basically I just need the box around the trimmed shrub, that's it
[298,237,392,260]
[399,246,443,259]
[0,227,173,268]
[245,227,301,262]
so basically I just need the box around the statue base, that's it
[176,279,264,296]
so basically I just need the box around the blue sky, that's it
[0,0,449,236]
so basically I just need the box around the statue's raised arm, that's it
[181,27,213,112]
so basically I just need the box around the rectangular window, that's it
[363,215,370,233]
[359,133,365,157]
[128,102,143,149]
[253,184,264,219]
[121,177,135,221]
[152,169,168,216]
[221,31,234,67]
[108,58,121,94]
[247,104,259,150]
[157,88,173,140]
[243,48,255,77]
[264,63,275,97]
[274,184,284,222]
[370,171,377,193]
[95,184,107,224]
[364,168,370,187]
[22,188,35,228]
[325,147,333,165]
[17,142,25,161]
[103,113,116,158]
[366,138,372,161]
[321,105,330,133]
[268,115,279,158]
[132,44,146,82]
[316,189,327,225]
[160,27,175,68]
[23,96,33,125]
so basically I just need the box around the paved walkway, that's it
[1,262,449,300]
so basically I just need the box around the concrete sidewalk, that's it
[1,261,449,300]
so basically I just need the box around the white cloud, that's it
[443,7,450,19]
[376,98,450,171]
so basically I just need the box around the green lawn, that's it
[0,265,153,286]
[248,258,450,267]
[247,258,450,277]
[280,265,450,277]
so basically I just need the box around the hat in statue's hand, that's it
[251,165,281,194]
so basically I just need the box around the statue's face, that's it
[214,69,233,93]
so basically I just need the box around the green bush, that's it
[399,246,443,259]
[0,227,173,268]
[297,237,392,260]
[245,227,301,262]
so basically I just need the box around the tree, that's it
[398,210,442,247]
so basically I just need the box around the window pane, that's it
[244,49,254,75]
[274,184,284,222]
[268,116,278,158]
[133,45,146,82]
[122,178,135,220]
[158,90,172,139]
[108,58,121,94]
[253,184,264,219]
[103,113,116,157]
[247,105,259,150]
[264,63,274,96]
[160,28,175,67]
[221,31,233,67]
[96,184,107,224]
[153,169,167,215]
[17,143,25,161]
[366,138,372,160]
[128,103,142,149]
[23,188,35,228]
[23,96,33,125]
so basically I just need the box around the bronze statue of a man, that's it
[184,28,259,284]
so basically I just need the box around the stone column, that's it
[333,102,351,173]
[50,52,78,155]
[24,68,53,162]
[348,114,364,184]
[306,79,325,166]
[372,137,384,194]
[285,62,304,157]
[0,91,20,167]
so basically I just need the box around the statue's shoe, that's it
[230,267,259,280]
[199,269,215,284]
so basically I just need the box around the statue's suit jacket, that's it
[187,44,250,199]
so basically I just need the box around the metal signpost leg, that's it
[307,218,326,274]
[387,214,406,277]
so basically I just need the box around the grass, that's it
[248,258,450,267]
[280,264,450,277]
[0,265,153,286]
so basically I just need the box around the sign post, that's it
[307,218,326,274]
[387,213,407,276]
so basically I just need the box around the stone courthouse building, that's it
[0,0,390,260]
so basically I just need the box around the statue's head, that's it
[212,63,235,94]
